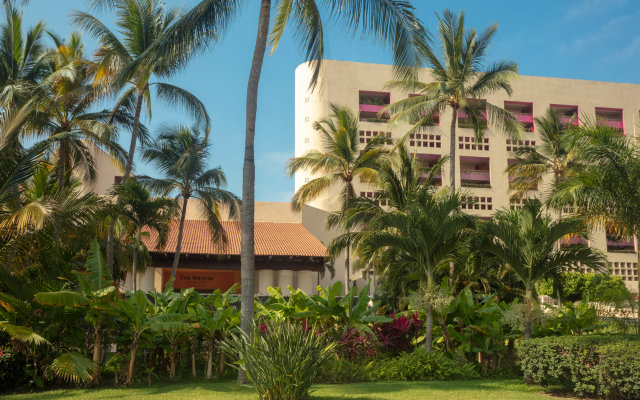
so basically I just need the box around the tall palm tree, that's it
[549,125,640,332]
[326,141,445,289]
[481,200,607,339]
[287,103,389,292]
[506,108,579,200]
[139,125,239,286]
[358,189,474,351]
[384,9,523,192]
[0,4,48,108]
[25,33,127,195]
[74,0,213,272]
[111,179,176,291]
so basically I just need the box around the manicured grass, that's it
[5,379,566,400]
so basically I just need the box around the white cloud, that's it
[566,0,628,19]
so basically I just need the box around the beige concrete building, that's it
[294,60,640,293]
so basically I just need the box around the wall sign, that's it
[162,268,240,292]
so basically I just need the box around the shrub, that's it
[373,312,423,355]
[518,334,640,399]
[336,328,378,360]
[316,357,374,384]
[0,346,27,390]
[373,349,479,381]
[537,272,631,304]
[221,321,335,400]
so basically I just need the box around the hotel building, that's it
[294,60,640,293]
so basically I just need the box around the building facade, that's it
[294,60,640,293]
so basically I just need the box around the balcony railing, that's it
[559,116,579,127]
[513,112,533,124]
[597,119,624,130]
[606,238,635,252]
[460,169,490,180]
[359,104,385,114]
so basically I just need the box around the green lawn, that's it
[5,380,567,400]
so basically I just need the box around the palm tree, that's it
[287,103,389,292]
[506,108,579,200]
[358,189,474,351]
[111,179,176,291]
[0,4,48,108]
[481,200,607,339]
[74,0,212,272]
[140,125,239,287]
[384,9,523,192]
[25,33,127,195]
[549,125,640,332]
[325,141,445,289]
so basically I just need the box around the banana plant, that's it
[190,285,240,380]
[34,239,117,383]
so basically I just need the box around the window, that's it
[461,195,493,211]
[550,104,579,128]
[358,130,391,144]
[595,107,624,134]
[458,99,487,129]
[458,136,489,151]
[409,133,441,148]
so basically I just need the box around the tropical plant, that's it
[549,123,640,333]
[25,32,127,196]
[288,103,389,291]
[220,320,336,400]
[74,0,212,273]
[0,4,48,108]
[384,9,523,192]
[480,200,607,339]
[111,179,176,291]
[140,125,239,286]
[34,239,117,383]
[358,190,474,351]
[506,108,579,199]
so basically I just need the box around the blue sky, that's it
[22,0,640,202]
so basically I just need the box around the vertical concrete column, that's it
[153,268,163,292]
[256,269,275,295]
[278,270,295,296]
[297,270,317,295]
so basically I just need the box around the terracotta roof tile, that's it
[142,220,326,258]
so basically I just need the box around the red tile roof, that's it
[142,220,326,258]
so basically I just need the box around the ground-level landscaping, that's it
[4,380,568,400]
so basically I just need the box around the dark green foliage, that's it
[372,350,479,382]
[518,334,640,398]
[537,272,631,304]
[0,344,27,389]
[316,357,374,384]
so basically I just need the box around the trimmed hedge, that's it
[517,334,640,399]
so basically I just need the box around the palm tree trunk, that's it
[126,333,140,385]
[107,89,146,274]
[132,242,138,292]
[170,196,189,285]
[205,339,214,380]
[449,108,458,193]
[524,287,533,340]
[425,273,434,352]
[90,319,103,384]
[238,0,271,384]
[54,155,66,249]
[344,186,351,294]
[636,235,640,335]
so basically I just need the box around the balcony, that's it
[460,156,490,188]
[606,226,636,253]
[359,91,390,123]
[550,104,579,128]
[505,101,534,132]
[560,235,586,248]
[417,153,441,185]
[458,99,487,129]
[595,107,624,134]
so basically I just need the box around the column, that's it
[278,270,295,296]
[256,269,275,295]
[297,270,317,295]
